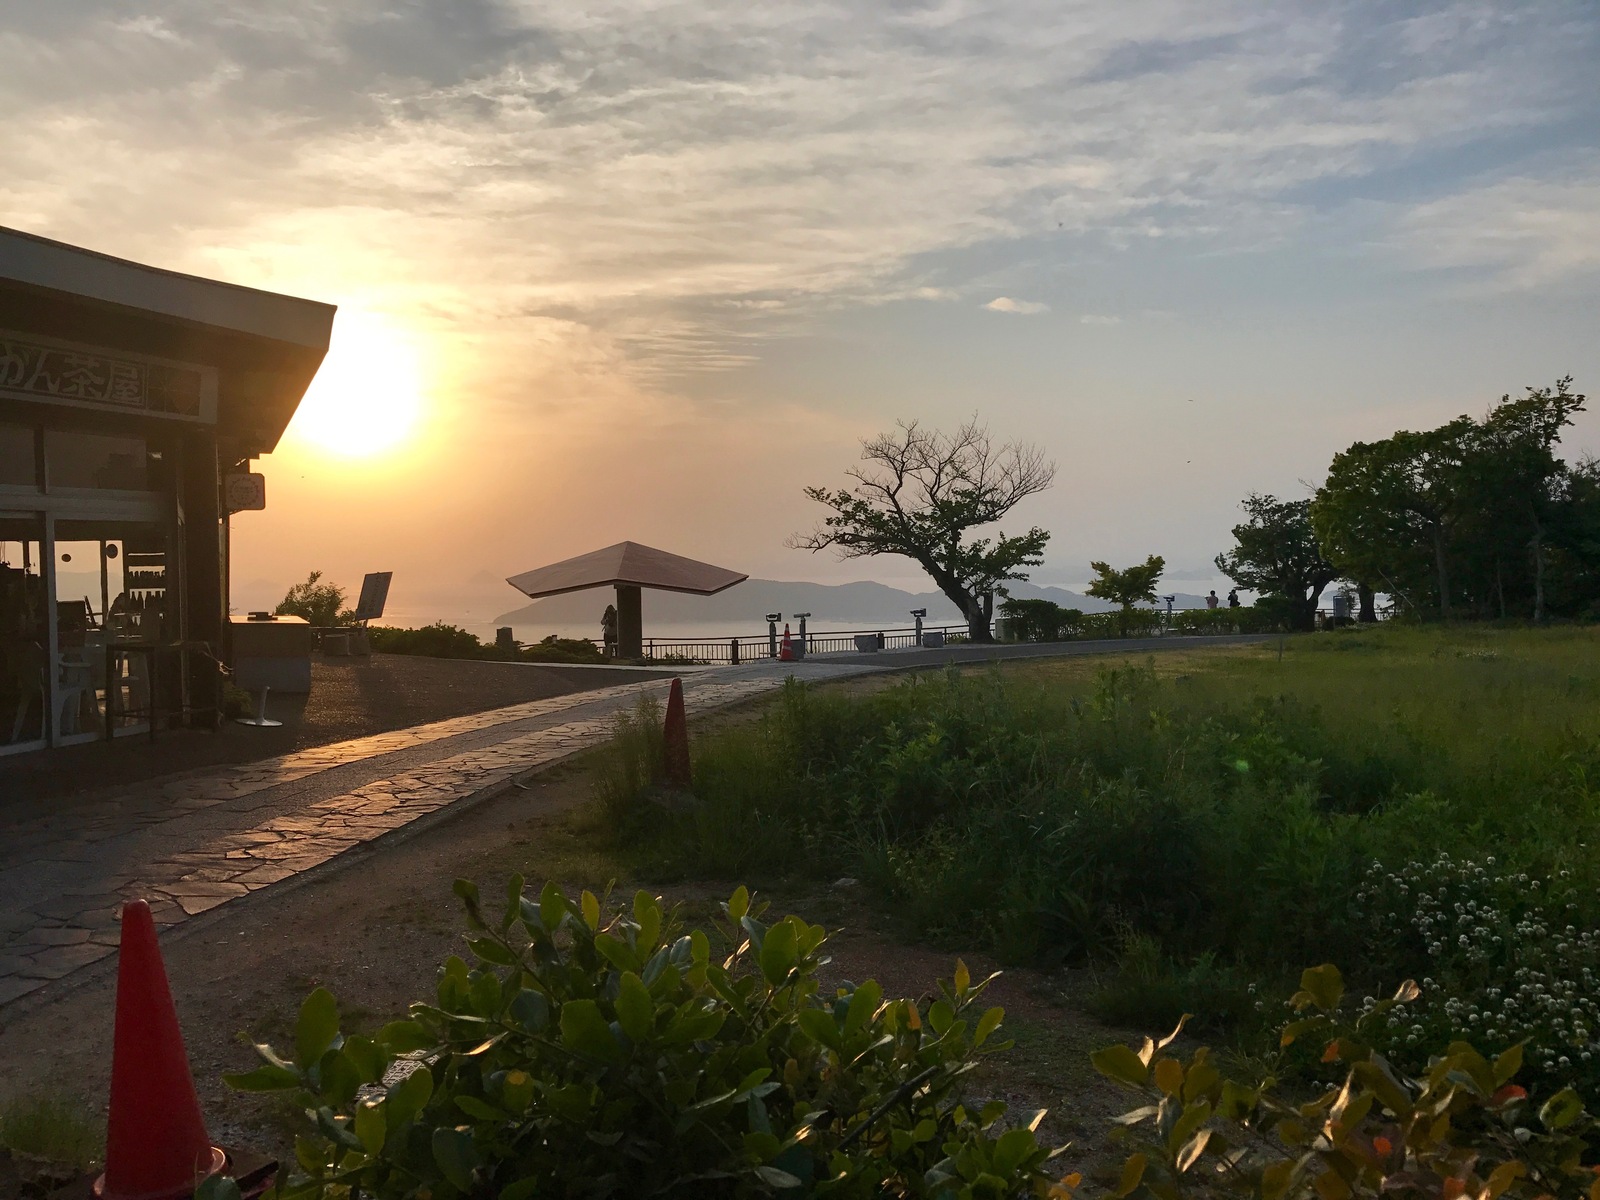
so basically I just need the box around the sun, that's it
[289,310,425,458]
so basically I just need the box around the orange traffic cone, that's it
[96,900,226,1200]
[779,623,795,662]
[662,677,691,789]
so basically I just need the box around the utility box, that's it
[230,614,314,694]
[922,630,946,648]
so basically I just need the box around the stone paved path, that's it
[0,660,874,1007]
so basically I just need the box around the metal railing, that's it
[628,623,973,666]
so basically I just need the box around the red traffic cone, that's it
[96,900,225,1200]
[779,623,795,662]
[662,677,692,789]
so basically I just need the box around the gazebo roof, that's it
[506,541,748,600]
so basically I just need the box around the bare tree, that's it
[790,418,1056,641]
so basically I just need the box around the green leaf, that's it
[386,1067,433,1128]
[759,919,798,986]
[973,1006,1004,1047]
[539,881,565,931]
[633,890,662,950]
[510,989,551,1033]
[501,1178,541,1200]
[1540,1087,1584,1130]
[560,999,621,1063]
[1176,1129,1212,1173]
[616,972,654,1042]
[455,1095,510,1121]
[1093,1044,1151,1086]
[728,885,750,923]
[294,988,341,1069]
[580,890,601,930]
[465,936,516,967]
[1493,1044,1524,1087]
[845,981,883,1036]
[502,873,525,930]
[1115,1153,1147,1197]
[223,1063,301,1092]
[797,1008,842,1052]
[377,1020,433,1054]
[431,1126,479,1191]
[753,1165,802,1189]
[353,1100,385,1154]
[992,1127,1037,1176]
[1297,964,1343,1011]
[593,934,638,973]
[928,999,955,1035]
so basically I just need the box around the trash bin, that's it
[853,634,879,653]
[922,630,946,649]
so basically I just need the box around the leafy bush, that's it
[1095,965,1600,1200]
[366,625,605,664]
[368,622,488,659]
[998,599,1083,643]
[227,882,1067,1200]
[276,570,352,627]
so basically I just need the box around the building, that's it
[0,226,333,754]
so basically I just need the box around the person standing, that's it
[1227,589,1240,608]
[601,604,619,657]
[1206,589,1220,610]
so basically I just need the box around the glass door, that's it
[0,513,47,755]
[49,519,170,743]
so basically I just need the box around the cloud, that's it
[985,297,1050,315]
[1394,167,1600,288]
[1080,314,1122,325]
[1,0,1594,378]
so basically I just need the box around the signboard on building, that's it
[352,571,393,622]
[225,472,266,513]
[0,329,217,422]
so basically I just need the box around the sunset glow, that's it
[287,312,425,459]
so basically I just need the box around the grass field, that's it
[600,624,1600,1098]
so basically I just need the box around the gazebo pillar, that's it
[615,584,643,659]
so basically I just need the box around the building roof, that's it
[506,542,749,600]
[0,225,335,459]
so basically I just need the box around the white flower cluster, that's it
[1354,853,1600,1082]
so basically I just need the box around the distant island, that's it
[493,577,1212,628]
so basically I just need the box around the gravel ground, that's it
[0,655,673,804]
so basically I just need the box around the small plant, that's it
[591,695,665,827]
[1359,854,1600,1097]
[275,571,351,627]
[1093,964,1600,1200]
[0,1093,104,1172]
[228,882,1069,1199]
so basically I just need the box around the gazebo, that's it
[505,541,747,658]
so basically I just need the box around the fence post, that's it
[730,638,740,665]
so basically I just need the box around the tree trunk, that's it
[1432,527,1452,620]
[1531,513,1546,624]
[1357,583,1377,623]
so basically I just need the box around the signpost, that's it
[224,472,266,513]
[352,572,392,623]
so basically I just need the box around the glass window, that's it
[0,425,36,488]
[45,430,148,490]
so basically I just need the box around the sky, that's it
[3,1,1598,629]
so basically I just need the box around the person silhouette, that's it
[1227,589,1240,608]
[1206,590,1220,610]
[601,604,619,657]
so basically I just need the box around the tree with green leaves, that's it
[1214,494,1340,632]
[276,570,351,627]
[1311,420,1476,619]
[791,418,1055,641]
[1086,555,1165,637]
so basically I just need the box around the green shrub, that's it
[227,882,1066,1200]
[0,1093,103,1171]
[368,622,487,658]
